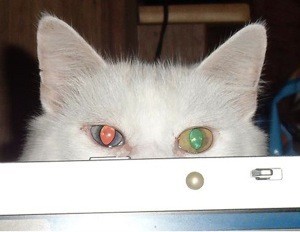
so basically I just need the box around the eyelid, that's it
[176,126,214,138]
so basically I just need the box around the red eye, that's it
[90,125,124,148]
[100,126,116,145]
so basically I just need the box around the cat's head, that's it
[22,16,267,161]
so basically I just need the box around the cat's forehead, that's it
[97,61,222,99]
[68,61,231,129]
[85,62,194,102]
[105,61,192,85]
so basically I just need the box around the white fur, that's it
[21,16,267,161]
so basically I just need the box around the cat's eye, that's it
[90,125,124,148]
[178,127,213,154]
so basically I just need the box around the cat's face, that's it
[21,16,267,161]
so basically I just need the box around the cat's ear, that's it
[197,24,267,119]
[37,15,106,114]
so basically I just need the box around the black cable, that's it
[154,0,169,61]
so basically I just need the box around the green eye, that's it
[178,127,213,154]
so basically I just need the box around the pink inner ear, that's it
[40,83,63,114]
[37,16,107,114]
[197,24,266,89]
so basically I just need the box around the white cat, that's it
[21,16,267,161]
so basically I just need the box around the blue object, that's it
[269,79,300,155]
[1,210,300,230]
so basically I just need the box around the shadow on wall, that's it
[0,46,40,161]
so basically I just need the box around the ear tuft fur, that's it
[37,15,106,114]
[197,24,267,119]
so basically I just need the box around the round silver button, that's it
[186,172,204,190]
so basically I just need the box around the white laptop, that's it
[0,156,299,230]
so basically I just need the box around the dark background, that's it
[0,0,299,161]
